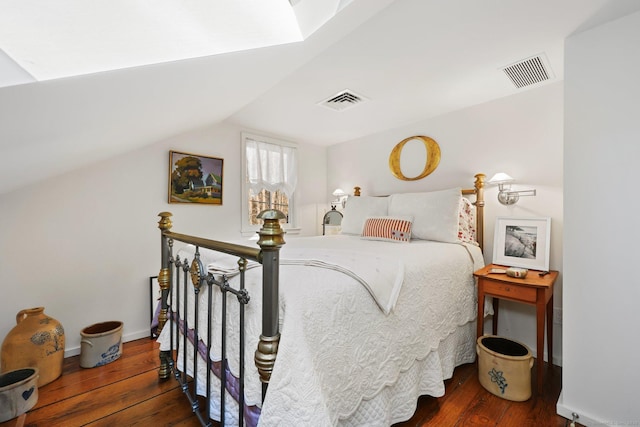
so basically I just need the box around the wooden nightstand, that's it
[474,263,558,394]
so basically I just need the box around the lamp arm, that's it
[505,189,536,197]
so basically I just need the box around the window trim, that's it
[241,132,300,235]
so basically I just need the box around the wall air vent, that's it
[502,54,553,89]
[318,89,368,112]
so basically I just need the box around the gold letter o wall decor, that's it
[388,135,441,181]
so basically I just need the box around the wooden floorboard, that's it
[0,338,576,427]
[85,388,201,427]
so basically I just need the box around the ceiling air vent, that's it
[502,54,553,89]
[318,89,368,112]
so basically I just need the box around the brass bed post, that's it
[474,173,486,252]
[157,211,173,379]
[254,209,286,401]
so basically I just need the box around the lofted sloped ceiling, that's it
[1,0,640,195]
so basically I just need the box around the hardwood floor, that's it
[393,356,569,427]
[1,338,573,427]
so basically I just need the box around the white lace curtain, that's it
[245,138,297,197]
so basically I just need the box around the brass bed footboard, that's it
[156,209,286,426]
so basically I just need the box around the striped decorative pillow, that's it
[361,216,413,243]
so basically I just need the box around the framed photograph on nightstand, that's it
[493,217,551,272]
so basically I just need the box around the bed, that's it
[155,173,486,426]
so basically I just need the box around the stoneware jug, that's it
[1,307,65,387]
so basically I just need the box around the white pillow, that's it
[340,196,389,235]
[388,187,461,242]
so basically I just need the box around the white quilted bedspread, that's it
[203,244,405,314]
[158,235,484,426]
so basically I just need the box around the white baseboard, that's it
[557,391,609,426]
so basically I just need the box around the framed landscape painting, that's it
[169,151,223,204]
[493,217,551,272]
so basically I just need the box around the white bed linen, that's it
[158,235,484,426]
[199,244,405,314]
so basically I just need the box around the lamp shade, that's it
[332,188,346,197]
[488,173,514,184]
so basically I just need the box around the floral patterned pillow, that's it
[458,197,478,245]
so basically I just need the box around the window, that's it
[247,189,290,226]
[241,133,298,234]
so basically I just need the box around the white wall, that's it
[559,10,640,426]
[0,122,327,357]
[328,82,564,365]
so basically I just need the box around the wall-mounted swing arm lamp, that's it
[488,173,536,205]
[331,188,347,209]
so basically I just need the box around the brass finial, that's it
[474,174,486,208]
[158,212,173,231]
[256,209,286,249]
